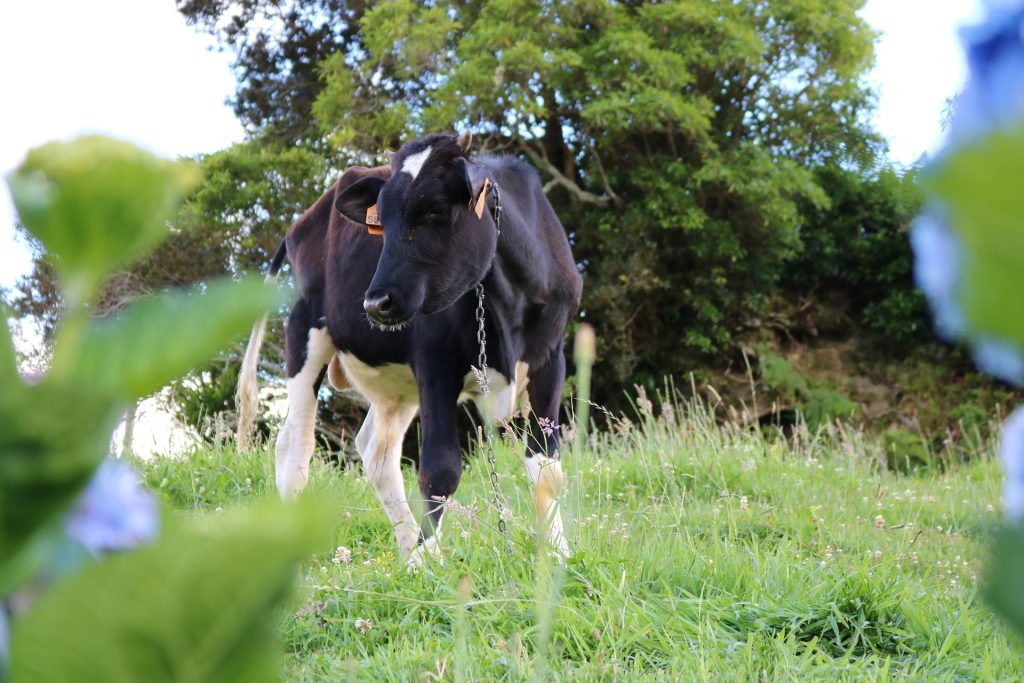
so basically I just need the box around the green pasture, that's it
[138,401,1023,682]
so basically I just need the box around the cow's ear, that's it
[447,157,487,207]
[335,176,386,225]
[458,130,473,157]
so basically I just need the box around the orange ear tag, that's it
[473,177,492,219]
[365,204,383,235]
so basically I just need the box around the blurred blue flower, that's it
[65,459,159,556]
[952,3,1024,144]
[0,606,7,672]
[911,214,1024,386]
[1001,407,1024,521]
[974,337,1024,386]
[910,214,967,340]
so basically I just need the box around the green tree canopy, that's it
[11,0,911,423]
[306,0,881,392]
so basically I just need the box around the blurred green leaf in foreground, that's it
[6,136,199,308]
[2,135,318,682]
[10,502,330,683]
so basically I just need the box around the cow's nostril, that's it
[364,291,394,319]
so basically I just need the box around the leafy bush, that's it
[180,0,886,412]
[785,166,928,348]
[759,349,859,430]
[881,428,935,474]
[2,1,984,434]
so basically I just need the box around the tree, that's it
[3,140,342,444]
[783,166,928,350]
[177,0,372,146]
[11,0,896,428]
[307,0,883,399]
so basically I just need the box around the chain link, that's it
[470,182,513,557]
[474,283,488,394]
[491,181,502,238]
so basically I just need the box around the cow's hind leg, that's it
[275,301,335,499]
[356,403,421,558]
[524,345,570,557]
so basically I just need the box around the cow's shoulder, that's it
[479,154,539,186]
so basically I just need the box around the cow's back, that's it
[482,155,581,309]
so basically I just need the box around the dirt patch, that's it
[697,334,1017,439]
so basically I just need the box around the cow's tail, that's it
[236,239,287,451]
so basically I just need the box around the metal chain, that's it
[475,283,489,394]
[471,182,513,557]
[491,181,502,237]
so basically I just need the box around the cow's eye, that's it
[418,202,448,225]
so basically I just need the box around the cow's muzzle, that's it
[363,288,412,329]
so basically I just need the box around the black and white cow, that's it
[237,132,582,563]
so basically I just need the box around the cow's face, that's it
[335,134,497,329]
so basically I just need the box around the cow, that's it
[236,132,582,564]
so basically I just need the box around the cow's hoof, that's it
[395,524,421,560]
[406,535,442,571]
[547,534,571,564]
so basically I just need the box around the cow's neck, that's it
[476,234,540,367]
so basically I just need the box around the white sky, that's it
[0,0,984,291]
[0,1,244,289]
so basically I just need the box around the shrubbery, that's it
[785,166,928,348]
[0,1,978,430]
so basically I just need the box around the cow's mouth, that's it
[368,315,413,333]
[363,289,416,331]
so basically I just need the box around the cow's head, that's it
[335,132,497,329]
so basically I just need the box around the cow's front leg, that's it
[524,344,570,558]
[275,310,335,500]
[356,403,421,558]
[408,371,463,567]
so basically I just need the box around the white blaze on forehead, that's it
[401,146,432,179]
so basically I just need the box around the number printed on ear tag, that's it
[365,204,383,235]
[365,204,381,226]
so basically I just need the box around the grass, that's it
[134,397,1024,681]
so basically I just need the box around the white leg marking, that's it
[357,404,421,558]
[401,146,432,179]
[275,327,335,500]
[514,361,531,413]
[524,454,570,558]
[407,521,443,570]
